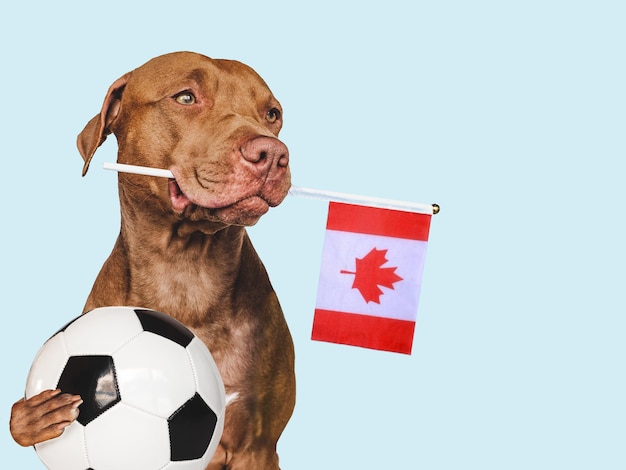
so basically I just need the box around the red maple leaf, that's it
[340,248,403,304]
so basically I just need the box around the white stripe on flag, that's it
[315,230,428,321]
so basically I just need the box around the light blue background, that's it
[2,1,624,468]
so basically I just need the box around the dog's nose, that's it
[240,136,289,171]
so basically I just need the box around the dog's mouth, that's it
[168,179,274,225]
[169,179,194,212]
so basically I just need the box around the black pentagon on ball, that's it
[168,392,218,461]
[134,309,194,347]
[57,355,120,426]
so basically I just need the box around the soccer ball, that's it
[25,306,226,470]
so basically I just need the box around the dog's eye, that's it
[266,108,281,123]
[174,92,196,105]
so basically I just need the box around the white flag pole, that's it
[103,162,439,215]
[287,186,438,215]
[103,162,174,179]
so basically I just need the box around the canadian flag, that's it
[312,202,432,354]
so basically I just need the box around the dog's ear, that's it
[77,73,131,176]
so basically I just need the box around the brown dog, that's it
[10,51,296,470]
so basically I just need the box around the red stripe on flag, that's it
[326,202,431,241]
[311,309,415,354]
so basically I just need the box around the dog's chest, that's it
[132,254,256,375]
[130,249,227,320]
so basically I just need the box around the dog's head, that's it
[78,51,290,228]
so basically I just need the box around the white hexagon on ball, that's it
[114,331,196,418]
[34,420,89,470]
[63,306,145,355]
[187,336,226,415]
[25,333,69,399]
[86,403,170,469]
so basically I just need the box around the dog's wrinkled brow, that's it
[186,68,208,84]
